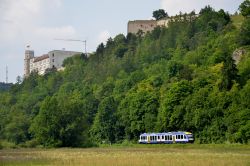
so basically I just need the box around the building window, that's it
[52,53,54,57]
[52,59,54,62]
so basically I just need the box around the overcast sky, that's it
[0,0,244,83]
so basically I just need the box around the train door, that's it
[147,136,150,144]
[173,135,176,143]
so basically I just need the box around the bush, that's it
[20,139,40,148]
[0,141,3,149]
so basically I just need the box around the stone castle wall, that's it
[127,20,157,34]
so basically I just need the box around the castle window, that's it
[52,53,54,57]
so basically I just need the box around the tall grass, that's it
[0,144,249,166]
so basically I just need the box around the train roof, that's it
[140,131,192,136]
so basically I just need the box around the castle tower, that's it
[24,46,34,77]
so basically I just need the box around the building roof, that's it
[34,54,49,62]
[49,50,82,53]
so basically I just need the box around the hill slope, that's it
[0,6,249,147]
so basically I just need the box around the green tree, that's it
[219,55,239,90]
[239,0,250,17]
[238,18,250,46]
[30,90,89,147]
[90,97,117,143]
[153,9,168,20]
[157,80,192,131]
[4,110,30,144]
[119,82,159,139]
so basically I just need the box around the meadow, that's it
[0,144,249,166]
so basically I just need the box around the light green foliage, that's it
[157,80,192,132]
[119,82,159,140]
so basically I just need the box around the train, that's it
[139,131,194,144]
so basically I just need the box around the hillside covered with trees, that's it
[0,3,250,147]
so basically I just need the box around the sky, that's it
[0,0,244,83]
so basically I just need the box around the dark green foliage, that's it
[238,18,250,46]
[90,97,117,143]
[153,9,168,20]
[219,55,239,90]
[0,83,13,92]
[239,0,250,17]
[30,90,89,147]
[0,5,249,146]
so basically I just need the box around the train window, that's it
[170,135,172,140]
[167,135,169,140]
[155,136,157,140]
[178,135,180,139]
[158,136,160,139]
[150,136,152,140]
[162,136,164,139]
[181,135,183,139]
[165,136,167,140]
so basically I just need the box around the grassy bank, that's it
[0,144,249,166]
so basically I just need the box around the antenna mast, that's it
[6,65,8,83]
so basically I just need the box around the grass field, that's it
[0,144,249,166]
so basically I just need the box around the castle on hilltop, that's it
[127,17,170,34]
[24,49,82,77]
[128,14,197,34]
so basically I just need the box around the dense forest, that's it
[0,3,250,147]
[0,83,12,92]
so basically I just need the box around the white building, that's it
[24,50,82,77]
